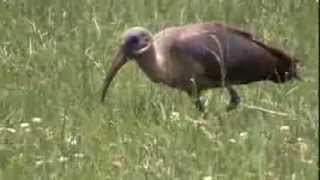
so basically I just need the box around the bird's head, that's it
[122,27,153,58]
[101,27,153,102]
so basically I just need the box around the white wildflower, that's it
[58,156,68,163]
[66,136,77,145]
[112,160,123,168]
[239,132,248,141]
[20,122,30,128]
[280,125,290,132]
[35,160,44,167]
[170,111,180,121]
[74,153,84,158]
[297,137,303,142]
[228,138,237,143]
[24,128,31,133]
[32,117,42,123]
[203,176,212,180]
[6,128,16,133]
[305,160,313,164]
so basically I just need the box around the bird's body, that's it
[101,22,301,111]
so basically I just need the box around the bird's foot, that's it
[226,86,241,111]
[226,96,241,111]
[195,96,208,113]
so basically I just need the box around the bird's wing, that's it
[170,26,219,77]
[168,23,298,83]
[224,24,299,63]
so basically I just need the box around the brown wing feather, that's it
[171,22,301,84]
[221,24,302,81]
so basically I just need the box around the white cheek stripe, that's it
[135,43,152,55]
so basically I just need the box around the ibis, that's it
[101,22,301,111]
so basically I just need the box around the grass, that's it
[0,0,318,179]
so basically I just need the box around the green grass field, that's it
[0,0,318,179]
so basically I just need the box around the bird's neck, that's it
[134,45,164,83]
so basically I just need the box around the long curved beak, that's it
[101,47,128,102]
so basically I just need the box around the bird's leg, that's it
[188,88,205,112]
[189,78,207,112]
[226,86,241,111]
[194,96,207,112]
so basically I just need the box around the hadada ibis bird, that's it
[101,22,301,111]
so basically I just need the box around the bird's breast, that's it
[137,41,207,91]
[155,54,207,88]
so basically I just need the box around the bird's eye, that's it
[129,36,139,44]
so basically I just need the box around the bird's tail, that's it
[226,26,303,82]
[251,39,302,83]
